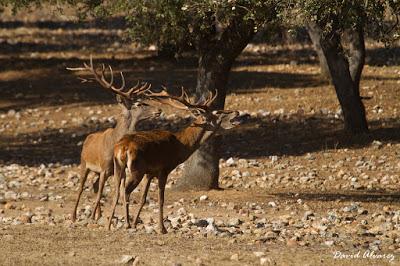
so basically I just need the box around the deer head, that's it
[146,87,243,130]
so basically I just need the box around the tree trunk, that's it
[307,24,330,79]
[308,22,368,134]
[174,17,254,191]
[347,27,365,88]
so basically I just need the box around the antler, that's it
[67,55,151,99]
[145,86,218,114]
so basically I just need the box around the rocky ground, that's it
[1,9,400,266]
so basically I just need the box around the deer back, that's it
[115,130,188,175]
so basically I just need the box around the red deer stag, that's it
[107,88,243,233]
[67,57,160,222]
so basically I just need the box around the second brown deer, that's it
[107,88,243,233]
[68,58,161,222]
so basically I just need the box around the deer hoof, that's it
[159,227,167,234]
[124,223,131,229]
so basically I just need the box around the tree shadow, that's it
[0,17,126,30]
[1,114,399,166]
[366,46,400,66]
[0,54,327,112]
[221,116,400,159]
[273,191,400,203]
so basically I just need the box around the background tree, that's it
[289,0,400,134]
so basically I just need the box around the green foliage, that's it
[0,0,42,13]
[288,0,400,42]
[72,0,281,51]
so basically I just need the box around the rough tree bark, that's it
[307,24,330,79]
[308,22,368,134]
[173,16,255,191]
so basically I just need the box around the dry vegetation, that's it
[0,10,400,266]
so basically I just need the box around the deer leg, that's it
[71,165,90,222]
[90,171,106,220]
[93,175,100,193]
[107,162,125,230]
[157,175,167,234]
[132,175,152,228]
[123,171,144,229]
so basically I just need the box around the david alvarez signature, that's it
[333,250,395,263]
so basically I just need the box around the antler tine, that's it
[120,72,126,90]
[105,65,114,87]
[127,82,152,98]
[145,86,211,116]
[203,90,218,107]
[89,54,94,69]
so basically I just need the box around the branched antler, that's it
[67,55,151,99]
[145,86,218,115]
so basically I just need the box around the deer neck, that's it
[112,111,133,141]
[174,124,216,160]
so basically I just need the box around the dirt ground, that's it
[0,9,400,266]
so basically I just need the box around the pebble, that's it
[4,191,18,200]
[144,226,155,234]
[199,195,208,201]
[260,257,273,265]
[253,251,265,257]
[303,211,314,221]
[118,255,134,264]
[227,218,241,227]
[4,202,16,210]
[226,157,236,167]
[230,254,239,261]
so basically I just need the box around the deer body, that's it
[108,110,240,232]
[68,56,159,222]
[72,106,160,222]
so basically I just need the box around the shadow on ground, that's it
[1,115,399,166]
[273,191,400,203]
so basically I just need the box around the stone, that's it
[230,254,239,261]
[144,226,155,234]
[227,218,241,227]
[118,255,134,264]
[253,251,265,257]
[226,157,236,167]
[324,240,334,246]
[4,202,16,210]
[260,257,273,265]
[4,191,18,200]
[195,219,209,228]
[303,211,314,221]
[18,215,32,224]
[177,207,187,216]
[199,195,208,201]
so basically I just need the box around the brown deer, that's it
[67,58,161,222]
[107,88,243,233]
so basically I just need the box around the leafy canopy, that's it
[287,0,400,42]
